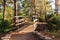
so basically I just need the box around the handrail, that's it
[15,16,25,18]
[16,19,25,23]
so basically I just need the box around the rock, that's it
[44,36,52,40]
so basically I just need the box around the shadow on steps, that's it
[9,32,52,40]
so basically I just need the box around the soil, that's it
[39,31,60,40]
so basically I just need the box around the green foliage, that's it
[38,14,60,32]
[37,15,46,22]
[0,13,3,19]
[0,6,14,34]
[21,0,31,16]
[20,13,26,16]
[46,14,60,32]
[0,20,12,34]
[3,20,12,32]
[0,13,3,29]
[5,6,14,24]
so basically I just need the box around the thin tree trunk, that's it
[44,0,47,21]
[3,0,6,27]
[3,0,6,20]
[14,0,17,27]
[31,0,35,20]
[55,0,58,15]
[33,0,36,15]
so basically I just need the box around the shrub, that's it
[38,15,45,22]
[46,14,60,32]
[0,20,12,34]
[0,13,3,33]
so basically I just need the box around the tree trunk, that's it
[31,0,35,15]
[3,0,6,20]
[55,0,58,15]
[3,0,6,27]
[14,0,17,27]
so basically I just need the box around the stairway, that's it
[10,32,37,40]
[1,24,35,40]
[1,22,52,40]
